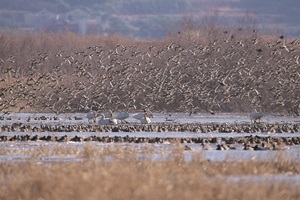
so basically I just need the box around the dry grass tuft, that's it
[0,144,299,200]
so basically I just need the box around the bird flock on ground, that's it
[87,109,152,125]
[0,29,299,116]
[0,133,298,151]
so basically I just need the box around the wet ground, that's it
[1,112,299,185]
[1,112,300,125]
[1,112,299,161]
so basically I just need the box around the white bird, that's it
[114,111,130,123]
[98,113,118,125]
[132,113,145,120]
[250,110,264,123]
[100,110,114,119]
[144,109,154,118]
[86,111,98,123]
[133,109,154,119]
[133,113,151,124]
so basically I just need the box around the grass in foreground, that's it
[0,144,299,200]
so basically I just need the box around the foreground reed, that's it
[0,144,299,200]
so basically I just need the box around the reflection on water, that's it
[1,112,300,125]
[0,139,299,184]
[0,112,300,166]
[1,141,300,163]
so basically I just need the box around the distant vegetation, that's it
[2,0,299,38]
[0,0,192,39]
[1,0,187,13]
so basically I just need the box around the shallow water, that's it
[1,110,299,186]
[1,141,299,185]
[0,112,300,165]
[1,140,300,163]
[1,112,300,125]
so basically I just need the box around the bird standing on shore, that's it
[114,111,130,123]
[250,110,264,123]
[133,112,151,124]
[98,113,118,125]
[86,111,97,123]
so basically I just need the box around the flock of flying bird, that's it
[0,29,300,117]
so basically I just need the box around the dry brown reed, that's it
[0,144,299,200]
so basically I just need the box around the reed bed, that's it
[0,144,299,200]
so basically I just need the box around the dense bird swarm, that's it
[0,28,299,115]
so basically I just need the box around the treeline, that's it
[1,0,187,14]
